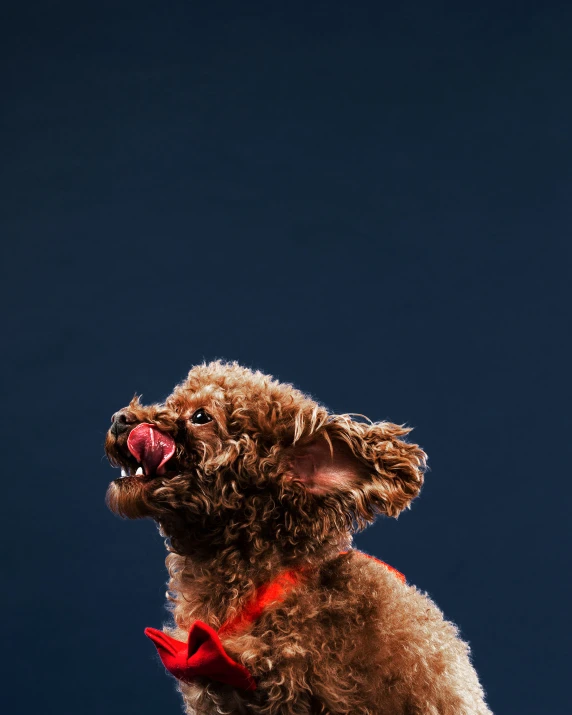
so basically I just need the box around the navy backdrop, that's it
[3,2,571,713]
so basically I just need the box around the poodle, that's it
[105,361,492,714]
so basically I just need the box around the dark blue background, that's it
[3,2,570,713]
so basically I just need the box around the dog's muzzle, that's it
[110,411,131,437]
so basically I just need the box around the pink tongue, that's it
[127,423,176,476]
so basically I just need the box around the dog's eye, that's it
[190,409,212,425]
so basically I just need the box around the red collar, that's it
[145,552,404,691]
[219,567,306,637]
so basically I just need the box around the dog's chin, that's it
[106,476,161,519]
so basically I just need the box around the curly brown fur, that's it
[105,361,491,714]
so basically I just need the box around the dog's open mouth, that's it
[127,423,176,475]
[113,423,176,480]
[118,465,146,478]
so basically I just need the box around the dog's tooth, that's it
[135,467,144,476]
[121,468,127,477]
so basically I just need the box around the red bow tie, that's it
[145,554,404,691]
[144,620,256,691]
[144,568,304,691]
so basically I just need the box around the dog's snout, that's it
[110,410,135,437]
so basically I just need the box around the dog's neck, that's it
[157,486,355,630]
[165,532,352,630]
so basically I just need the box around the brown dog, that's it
[106,361,492,714]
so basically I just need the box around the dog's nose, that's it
[110,411,134,437]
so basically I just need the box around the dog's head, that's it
[105,361,427,559]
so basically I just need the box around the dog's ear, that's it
[288,416,427,520]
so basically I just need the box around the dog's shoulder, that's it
[302,550,409,618]
[315,550,406,589]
